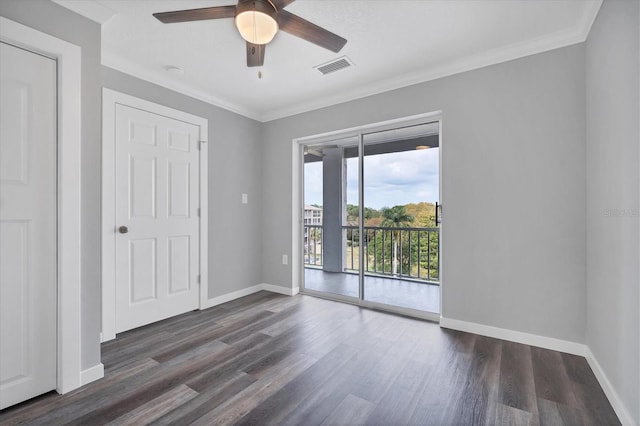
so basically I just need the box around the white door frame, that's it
[0,17,83,393]
[292,111,443,322]
[101,89,209,342]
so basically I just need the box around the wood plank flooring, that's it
[0,292,620,425]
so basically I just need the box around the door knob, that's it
[118,226,129,234]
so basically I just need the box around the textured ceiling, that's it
[53,0,601,122]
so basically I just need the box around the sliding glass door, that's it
[303,138,360,301]
[361,126,440,313]
[301,118,441,318]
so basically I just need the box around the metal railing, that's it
[303,224,324,266]
[303,224,440,283]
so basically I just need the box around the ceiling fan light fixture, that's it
[235,0,279,45]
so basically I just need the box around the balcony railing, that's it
[304,224,324,267]
[303,224,439,283]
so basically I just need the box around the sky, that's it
[304,148,439,210]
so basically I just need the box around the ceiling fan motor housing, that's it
[235,0,279,44]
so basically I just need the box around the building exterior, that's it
[303,205,323,265]
[303,205,322,225]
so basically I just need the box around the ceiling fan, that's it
[153,0,347,67]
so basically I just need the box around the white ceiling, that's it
[53,0,601,122]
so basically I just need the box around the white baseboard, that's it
[200,283,299,310]
[80,363,104,386]
[261,283,300,296]
[440,317,636,425]
[200,284,264,309]
[101,330,116,343]
[584,349,636,426]
[440,317,587,356]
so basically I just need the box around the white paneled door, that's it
[115,105,200,333]
[0,42,57,409]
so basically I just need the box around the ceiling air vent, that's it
[314,56,354,75]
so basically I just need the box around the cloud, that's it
[305,148,440,210]
[304,161,323,206]
[350,149,439,209]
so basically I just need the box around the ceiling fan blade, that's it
[278,10,347,53]
[247,42,265,67]
[272,0,296,9]
[153,6,236,24]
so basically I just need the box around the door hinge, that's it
[197,275,201,285]
[197,207,201,217]
[199,140,206,150]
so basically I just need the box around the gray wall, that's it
[0,0,264,371]
[0,0,103,369]
[102,68,264,300]
[262,44,587,343]
[586,0,640,423]
[3,2,637,419]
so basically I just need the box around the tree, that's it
[346,204,381,225]
[380,206,414,276]
[405,202,437,228]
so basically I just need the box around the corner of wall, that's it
[584,350,637,426]
[80,363,104,387]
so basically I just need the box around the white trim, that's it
[440,317,635,425]
[51,0,118,24]
[198,123,209,314]
[294,112,443,145]
[102,52,262,122]
[440,317,587,356]
[101,89,116,342]
[200,285,264,309]
[0,16,83,395]
[80,363,104,387]
[585,350,636,426]
[259,1,603,122]
[579,0,603,41]
[261,283,300,296]
[200,284,300,310]
[100,1,601,123]
[101,88,209,342]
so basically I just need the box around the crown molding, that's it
[102,51,263,122]
[51,0,117,24]
[259,0,603,122]
[578,0,604,41]
[101,0,602,123]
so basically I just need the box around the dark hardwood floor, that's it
[0,292,619,425]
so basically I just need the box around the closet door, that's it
[0,41,57,409]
